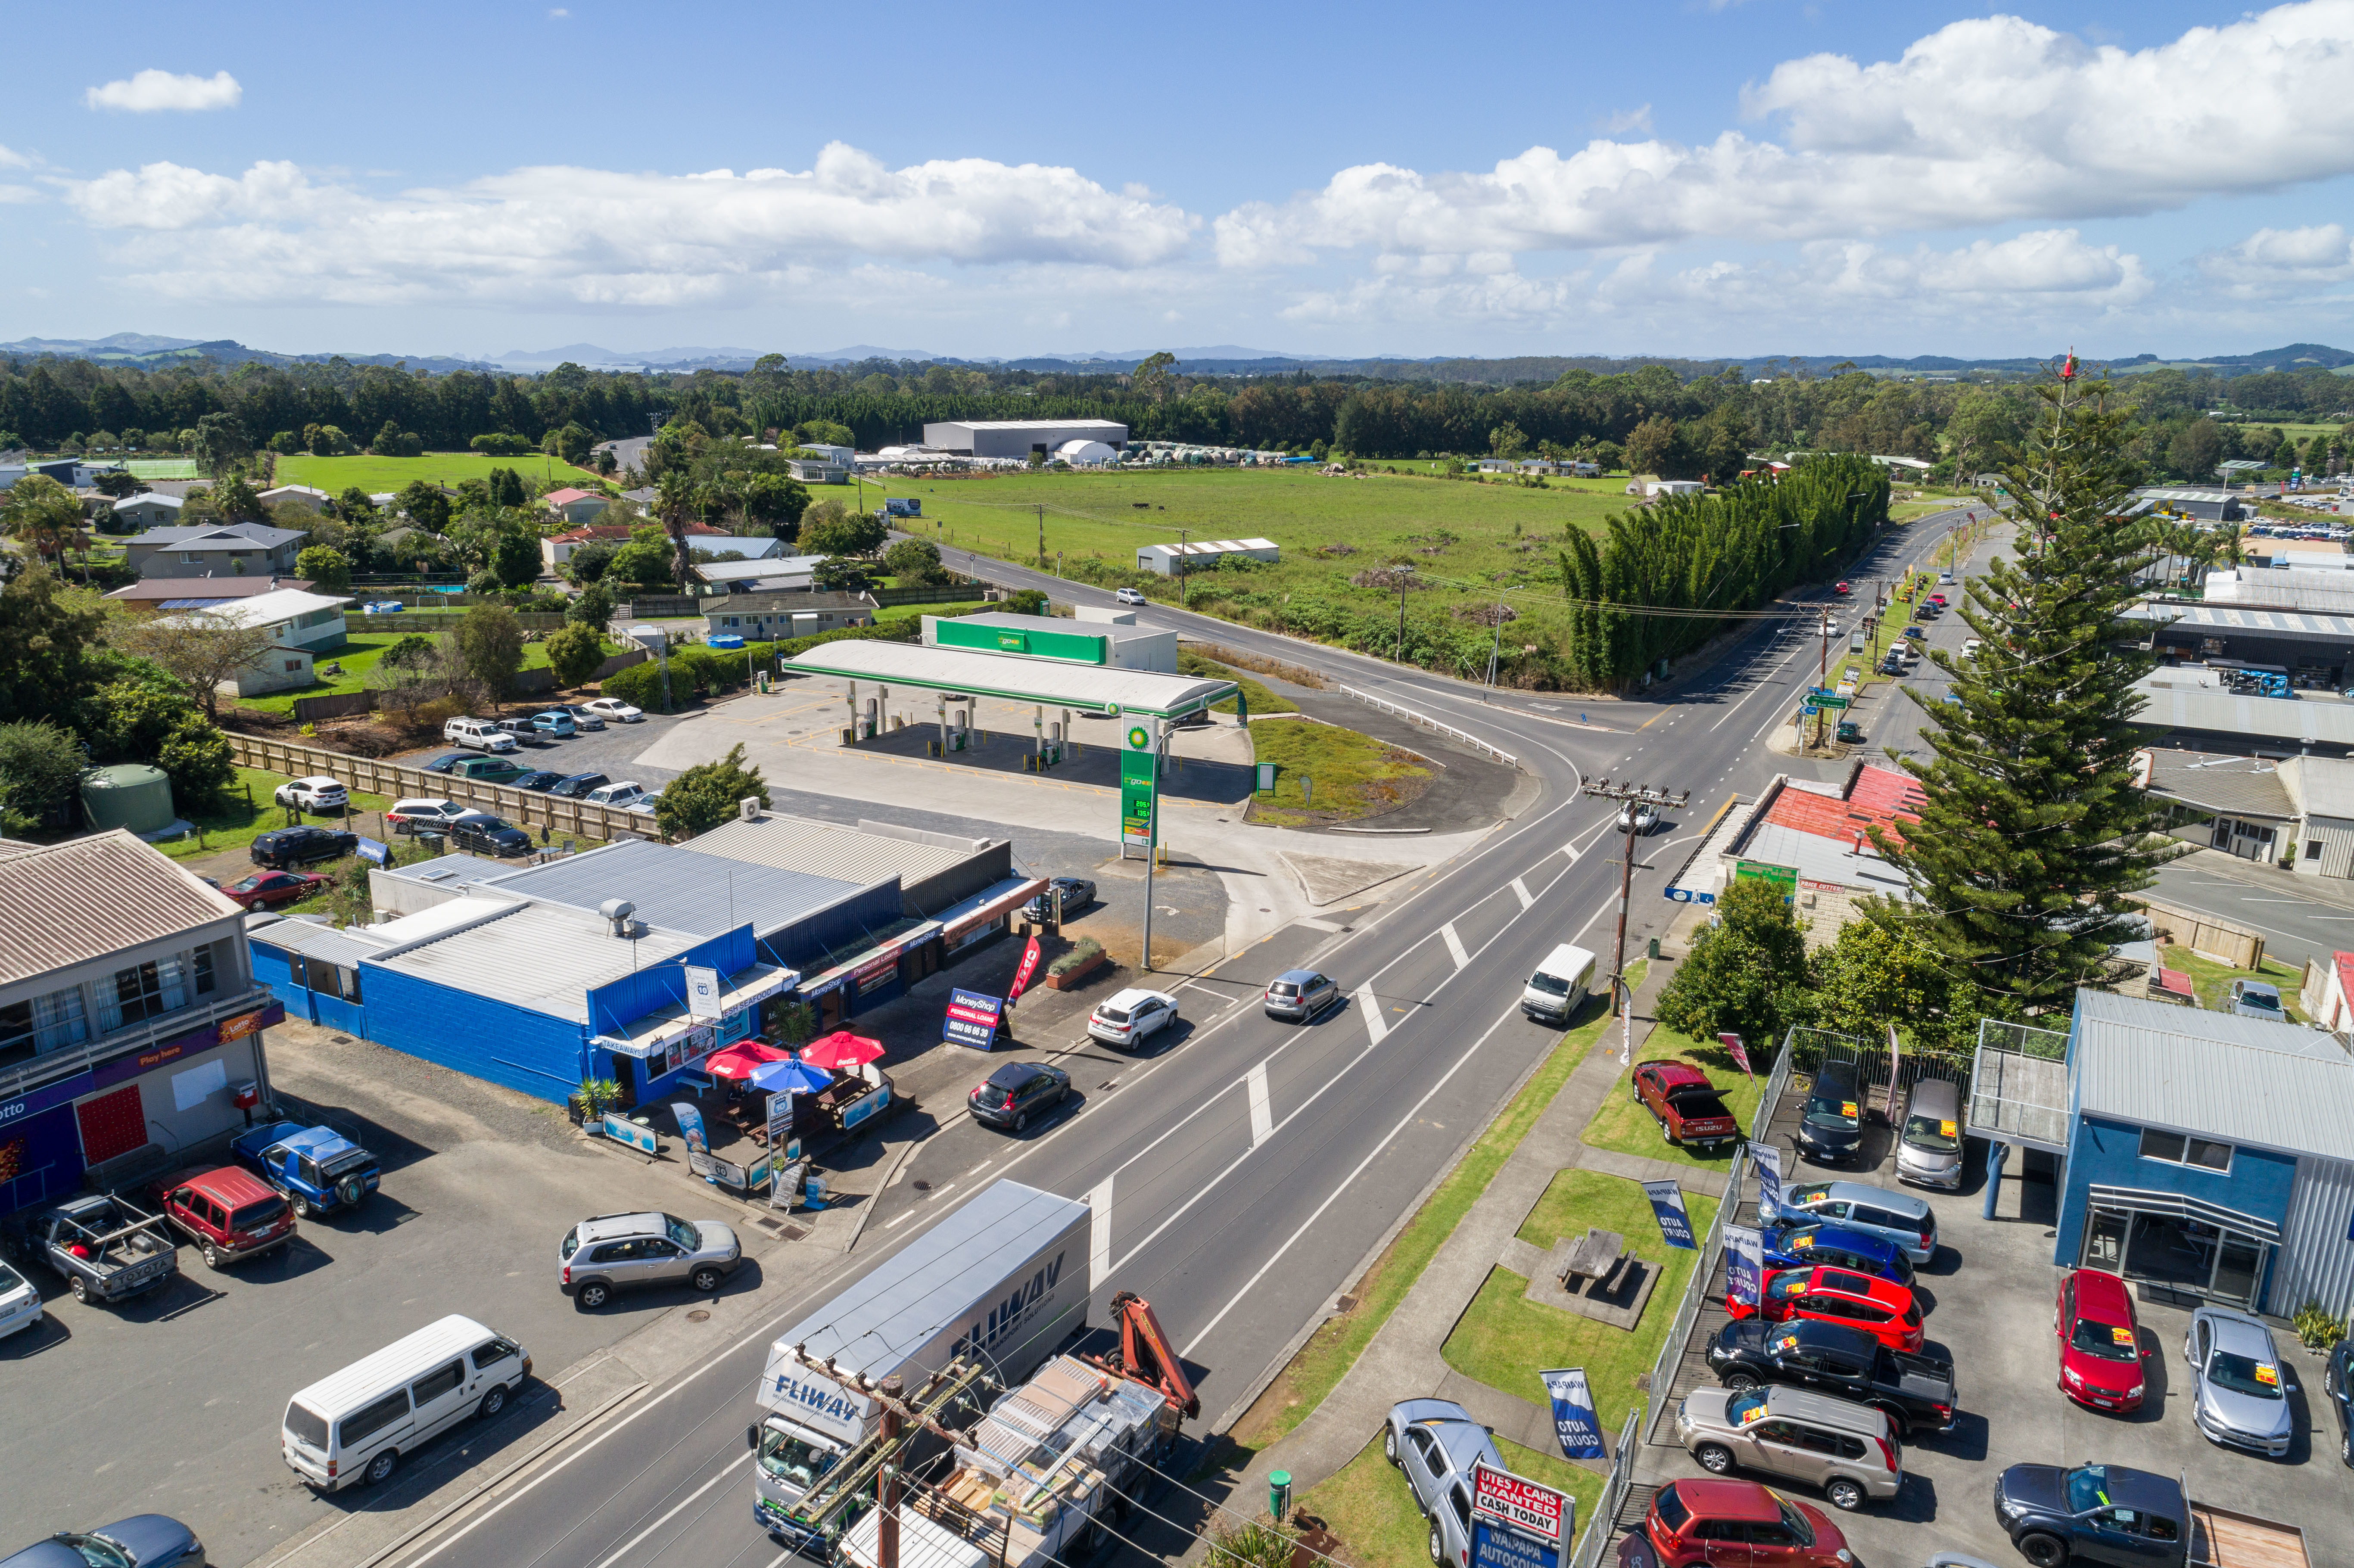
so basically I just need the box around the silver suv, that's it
[558,1212,741,1309]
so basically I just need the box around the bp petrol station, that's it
[779,637,1239,965]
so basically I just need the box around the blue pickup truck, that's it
[230,1120,381,1217]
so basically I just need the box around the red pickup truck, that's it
[1632,1061,1741,1151]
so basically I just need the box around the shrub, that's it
[1046,936,1105,978]
[598,658,668,711]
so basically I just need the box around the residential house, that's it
[1678,763,1924,946]
[785,454,853,485]
[2296,951,2354,1033]
[159,587,353,697]
[111,493,185,530]
[104,575,314,609]
[541,487,614,527]
[702,591,876,642]
[542,520,745,571]
[124,521,308,581]
[257,484,332,513]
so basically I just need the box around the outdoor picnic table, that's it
[1560,1227,1627,1288]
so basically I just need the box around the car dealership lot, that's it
[1630,1077,2350,1565]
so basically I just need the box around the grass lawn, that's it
[1581,1026,1768,1172]
[1230,996,1612,1453]
[1178,650,1298,716]
[278,451,605,495]
[230,632,577,716]
[1441,1169,1721,1434]
[2161,943,2308,1021]
[873,599,989,625]
[1245,718,1430,825]
[1303,1436,1602,1568]
[153,766,395,862]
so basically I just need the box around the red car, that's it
[1727,1264,1925,1352]
[1626,1477,1850,1567]
[219,869,324,910]
[1832,581,1850,595]
[2056,1266,2145,1412]
[1928,593,1949,607]
[148,1164,296,1268]
[1632,1060,1740,1151]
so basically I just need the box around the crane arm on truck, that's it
[1095,1291,1198,1419]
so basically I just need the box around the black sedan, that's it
[1795,1059,1865,1166]
[1022,877,1096,924]
[547,772,611,799]
[2,1514,206,1568]
[509,770,567,793]
[250,826,358,869]
[967,1062,1070,1133]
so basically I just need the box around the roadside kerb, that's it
[1336,683,1520,770]
[225,734,656,843]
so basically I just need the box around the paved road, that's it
[359,509,1990,1568]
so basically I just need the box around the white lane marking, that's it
[1247,1063,1273,1148]
[588,1452,750,1568]
[1560,843,1580,861]
[1510,877,1534,911]
[884,1210,912,1229]
[1356,985,1389,1045]
[1090,1179,1115,1292]
[1180,993,1529,1358]
[1442,922,1470,969]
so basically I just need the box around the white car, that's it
[274,775,349,813]
[584,698,645,724]
[1938,570,1955,585]
[0,1256,43,1341]
[1087,988,1180,1049]
[1616,800,1659,834]
[1962,638,1983,660]
[384,797,473,832]
[625,791,664,817]
[584,781,647,809]
[1114,587,1148,606]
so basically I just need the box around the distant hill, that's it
[0,333,492,374]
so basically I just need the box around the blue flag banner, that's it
[1724,1224,1764,1308]
[1536,1368,1605,1461]
[1643,1179,1698,1250]
[1750,1140,1784,1223]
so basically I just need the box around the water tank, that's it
[81,763,176,835]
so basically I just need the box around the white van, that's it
[1520,943,1597,1025]
[443,716,518,753]
[281,1314,530,1490]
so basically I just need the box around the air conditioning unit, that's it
[738,796,761,822]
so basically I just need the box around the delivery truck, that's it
[754,1180,1092,1541]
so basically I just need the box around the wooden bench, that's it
[1560,1228,1628,1293]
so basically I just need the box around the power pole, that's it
[1035,504,1045,568]
[1177,526,1190,608]
[1395,564,1414,660]
[1484,583,1517,696]
[1812,607,1832,751]
[877,1374,904,1568]
[1581,780,1688,1065]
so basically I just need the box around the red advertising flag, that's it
[1719,1032,1752,1078]
[1006,936,1043,1002]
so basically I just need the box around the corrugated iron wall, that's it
[2272,1153,2354,1320]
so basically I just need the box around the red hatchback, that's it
[220,869,324,910]
[2056,1266,2146,1412]
[1728,1264,1925,1352]
[1629,1477,1850,1567]
[149,1164,296,1268]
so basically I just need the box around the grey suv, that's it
[558,1212,741,1309]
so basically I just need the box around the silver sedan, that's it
[2185,1305,2294,1457]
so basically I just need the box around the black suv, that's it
[1795,1059,1865,1166]
[2327,1338,2353,1467]
[251,826,358,868]
[967,1062,1070,1132]
[448,815,533,858]
[1706,1318,1955,1438]
[547,772,611,799]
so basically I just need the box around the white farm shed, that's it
[1134,537,1280,576]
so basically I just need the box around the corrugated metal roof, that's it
[468,839,881,940]
[1725,819,1918,898]
[245,915,387,969]
[2073,990,2354,1160]
[370,901,702,1022]
[2126,601,2354,639]
[0,831,240,986]
[784,640,1235,716]
[2282,755,2354,821]
[684,814,975,889]
[2130,679,2354,745]
[2144,750,2295,820]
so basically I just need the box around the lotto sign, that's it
[943,988,1004,1049]
[1471,1464,1568,1548]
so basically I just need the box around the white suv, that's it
[444,717,518,753]
[274,776,349,813]
[584,781,647,809]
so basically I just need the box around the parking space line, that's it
[1510,877,1533,911]
[1355,986,1389,1044]
[884,1210,912,1229]
[1442,923,1470,969]
[1247,1063,1273,1148]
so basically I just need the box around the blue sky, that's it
[4,0,2352,362]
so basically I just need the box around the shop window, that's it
[0,986,90,1067]
[100,957,189,1030]
[2307,840,2324,860]
[2138,1127,2232,1173]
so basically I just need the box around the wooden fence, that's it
[226,734,660,844]
[625,594,700,619]
[869,582,992,607]
[2141,898,2264,971]
[351,612,569,633]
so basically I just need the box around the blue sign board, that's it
[943,988,1004,1050]
[1473,1522,1555,1568]
[1537,1367,1605,1461]
[356,837,389,866]
[1643,1179,1698,1250]
[602,1114,658,1154]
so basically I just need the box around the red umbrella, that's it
[800,1031,886,1071]
[704,1040,792,1081]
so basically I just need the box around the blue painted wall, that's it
[357,960,590,1103]
[2056,1113,2301,1268]
[585,927,754,1040]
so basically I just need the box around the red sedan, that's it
[1832,581,1851,595]
[219,869,324,910]
[2056,1267,2145,1412]
[1727,1264,1924,1352]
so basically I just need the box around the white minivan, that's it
[1520,943,1597,1025]
[281,1314,531,1490]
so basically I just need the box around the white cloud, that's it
[548,6,569,16]
[62,146,1199,307]
[84,69,242,113]
[1600,104,1652,135]
[0,145,31,169]
[2197,224,2354,297]
[1216,1,2354,267]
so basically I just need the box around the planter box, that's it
[1044,951,1108,991]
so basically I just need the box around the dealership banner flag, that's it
[1007,936,1043,1002]
[1719,1032,1751,1078]
[1537,1368,1606,1461]
[1724,1225,1765,1308]
[1643,1179,1697,1250]
[1751,1140,1784,1223]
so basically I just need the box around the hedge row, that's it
[596,607,995,712]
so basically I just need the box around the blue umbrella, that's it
[750,1058,832,1095]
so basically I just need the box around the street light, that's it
[1485,583,1522,695]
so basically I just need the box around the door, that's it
[1400,1426,1444,1510]
[1742,1519,1803,1564]
[2081,1210,2127,1272]
[2209,1235,2266,1309]
[1747,1420,1828,1488]
[640,1237,689,1286]
[1691,1521,1753,1566]
[408,1358,470,1440]
[592,1238,648,1288]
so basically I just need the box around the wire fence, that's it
[1565,1406,1645,1568]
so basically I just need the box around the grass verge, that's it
[2161,943,2307,1021]
[1244,720,1431,826]
[231,632,576,716]
[1579,1026,1767,1173]
[153,766,394,862]
[1442,1170,1721,1434]
[1302,1437,1603,1568]
[1227,997,1611,1453]
[277,451,605,494]
[1180,650,1298,716]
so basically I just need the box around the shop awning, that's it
[2085,1185,2282,1242]
[800,922,942,999]
[596,964,796,1058]
[936,875,1047,942]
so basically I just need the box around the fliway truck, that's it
[753,1180,1091,1545]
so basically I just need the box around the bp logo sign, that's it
[1127,725,1149,750]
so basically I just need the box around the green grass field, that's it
[2161,944,2307,1021]
[1304,1436,1602,1568]
[125,459,200,479]
[1581,1027,1769,1172]
[155,766,395,862]
[1177,650,1297,716]
[277,451,606,495]
[230,630,582,715]
[1245,717,1431,825]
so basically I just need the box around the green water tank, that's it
[81,763,176,836]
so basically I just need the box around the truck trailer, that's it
[754,1180,1091,1540]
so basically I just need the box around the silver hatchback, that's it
[559,1211,741,1310]
[2186,1306,2294,1456]
[1266,969,1341,1022]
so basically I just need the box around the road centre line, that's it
[588,1453,750,1568]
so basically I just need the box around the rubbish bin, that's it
[1647,936,1660,960]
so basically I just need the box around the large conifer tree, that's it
[1866,364,2178,1017]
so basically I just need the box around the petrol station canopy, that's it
[781,640,1236,720]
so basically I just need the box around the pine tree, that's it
[1863,364,2179,1017]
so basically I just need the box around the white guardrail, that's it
[1336,684,1521,771]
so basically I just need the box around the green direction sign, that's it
[1812,694,1850,709]
[1734,861,1799,896]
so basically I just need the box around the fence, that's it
[2139,897,2264,970]
[224,734,657,844]
[290,691,378,723]
[1564,1407,1644,1568]
[1335,684,1520,770]
[1641,1143,1747,1444]
[869,582,990,607]
[351,612,568,633]
[625,594,700,619]
[1778,1024,1972,1117]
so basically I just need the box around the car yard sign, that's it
[1471,1462,1568,1567]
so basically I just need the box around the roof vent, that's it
[599,897,637,938]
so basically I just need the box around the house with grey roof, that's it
[124,520,308,580]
